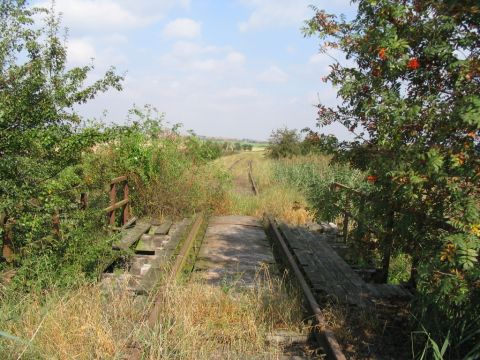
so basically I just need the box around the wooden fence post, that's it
[52,210,61,238]
[122,181,129,225]
[80,192,88,210]
[109,182,117,226]
[343,193,350,244]
[1,214,14,263]
[380,210,395,283]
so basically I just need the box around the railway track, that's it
[101,162,351,359]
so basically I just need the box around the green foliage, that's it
[272,158,367,221]
[0,5,228,298]
[301,129,340,155]
[267,127,302,159]
[0,1,123,290]
[304,0,480,357]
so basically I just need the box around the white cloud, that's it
[258,65,288,83]
[309,53,325,64]
[68,38,96,65]
[226,51,246,65]
[238,0,353,31]
[160,44,246,74]
[37,0,146,31]
[238,0,311,31]
[190,52,246,72]
[221,87,259,99]
[170,41,219,58]
[34,0,190,33]
[163,18,202,39]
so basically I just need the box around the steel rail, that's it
[248,160,259,196]
[265,215,347,360]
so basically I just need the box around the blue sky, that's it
[33,0,357,140]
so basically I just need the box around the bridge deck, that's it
[194,215,276,287]
[278,224,411,308]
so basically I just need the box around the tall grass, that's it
[218,152,315,225]
[0,269,306,359]
[271,155,367,223]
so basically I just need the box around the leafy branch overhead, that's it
[0,1,124,215]
[304,1,479,358]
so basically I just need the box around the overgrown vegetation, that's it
[217,152,316,225]
[0,2,228,299]
[266,127,339,159]
[303,0,480,358]
[0,268,306,359]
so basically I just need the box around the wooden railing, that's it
[104,176,130,227]
[330,182,393,283]
[1,175,132,263]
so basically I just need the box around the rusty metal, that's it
[123,182,130,224]
[248,161,259,196]
[265,215,347,360]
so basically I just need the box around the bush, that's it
[267,127,302,159]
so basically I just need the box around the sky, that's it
[33,0,357,141]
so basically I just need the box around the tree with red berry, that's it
[304,0,479,357]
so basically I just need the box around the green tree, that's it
[0,2,123,257]
[234,142,242,151]
[267,127,301,159]
[304,1,479,357]
[301,129,339,155]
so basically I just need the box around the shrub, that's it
[267,127,302,159]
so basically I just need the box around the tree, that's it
[301,129,339,155]
[0,1,123,257]
[304,1,479,357]
[267,127,301,159]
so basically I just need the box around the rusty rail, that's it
[248,160,259,196]
[265,215,346,360]
[104,176,130,226]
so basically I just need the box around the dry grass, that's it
[217,152,315,225]
[141,271,305,359]
[0,282,144,359]
[0,268,305,359]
